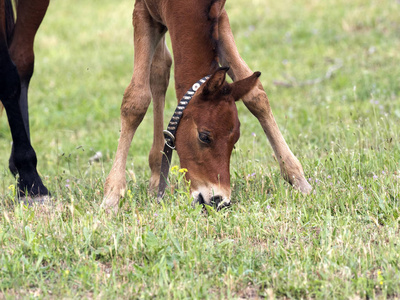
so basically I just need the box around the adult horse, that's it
[102,0,312,210]
[0,0,49,201]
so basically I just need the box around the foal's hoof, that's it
[292,176,312,194]
[101,194,120,213]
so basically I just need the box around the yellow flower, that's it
[8,184,16,197]
[179,168,188,173]
[380,281,383,285]
[171,165,179,172]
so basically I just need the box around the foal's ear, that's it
[202,67,230,95]
[231,72,261,101]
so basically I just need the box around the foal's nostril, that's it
[210,195,222,206]
[213,196,231,210]
[211,195,231,210]
[198,193,206,205]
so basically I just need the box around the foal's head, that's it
[175,67,260,208]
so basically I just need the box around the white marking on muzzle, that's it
[191,185,231,208]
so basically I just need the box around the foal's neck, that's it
[166,2,221,100]
[170,36,219,100]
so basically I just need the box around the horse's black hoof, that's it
[19,195,53,206]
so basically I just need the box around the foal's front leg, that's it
[218,10,312,194]
[102,3,164,209]
[148,38,172,191]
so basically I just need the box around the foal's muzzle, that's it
[191,191,231,211]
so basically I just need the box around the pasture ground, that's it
[1,0,400,298]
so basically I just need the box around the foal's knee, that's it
[241,83,272,116]
[120,84,152,125]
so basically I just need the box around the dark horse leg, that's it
[0,0,49,201]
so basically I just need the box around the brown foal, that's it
[103,0,312,209]
[0,0,312,207]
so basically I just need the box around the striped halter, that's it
[157,75,210,201]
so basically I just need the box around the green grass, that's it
[1,0,400,298]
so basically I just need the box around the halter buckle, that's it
[163,130,176,149]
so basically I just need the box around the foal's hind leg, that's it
[103,3,165,209]
[148,38,172,191]
[218,10,312,194]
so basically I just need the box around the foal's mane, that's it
[207,0,223,67]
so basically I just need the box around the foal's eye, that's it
[198,131,212,144]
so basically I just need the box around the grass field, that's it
[1,0,400,298]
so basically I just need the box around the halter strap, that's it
[157,75,210,201]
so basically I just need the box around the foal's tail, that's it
[0,0,17,113]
